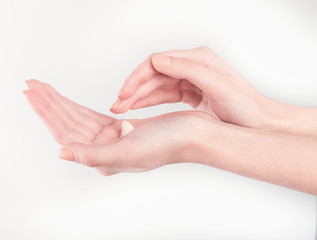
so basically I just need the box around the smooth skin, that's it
[24,80,216,176]
[23,46,317,195]
[111,46,317,137]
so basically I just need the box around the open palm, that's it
[24,80,216,175]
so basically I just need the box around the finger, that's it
[43,83,112,133]
[59,141,126,168]
[152,55,223,96]
[129,88,202,110]
[27,80,115,126]
[180,89,203,108]
[129,90,178,109]
[118,46,219,100]
[113,78,202,113]
[45,82,115,126]
[117,55,158,100]
[64,97,115,126]
[23,89,90,145]
[31,84,97,140]
[111,74,180,114]
[26,79,42,89]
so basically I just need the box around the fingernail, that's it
[152,55,171,68]
[58,147,74,161]
[111,99,120,110]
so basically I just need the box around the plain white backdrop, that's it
[1,0,316,239]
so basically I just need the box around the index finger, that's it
[118,46,216,100]
[118,54,157,99]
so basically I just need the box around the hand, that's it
[23,80,317,194]
[24,80,216,176]
[111,46,277,129]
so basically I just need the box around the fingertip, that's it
[111,99,120,109]
[58,147,74,161]
[110,99,129,114]
[110,100,121,114]
[110,108,118,114]
[109,106,122,114]
[25,80,31,89]
[110,107,127,114]
[25,79,42,89]
[152,55,171,68]
[23,89,30,95]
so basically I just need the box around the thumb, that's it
[58,142,126,167]
[152,55,220,92]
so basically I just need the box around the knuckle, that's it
[196,46,214,67]
[182,58,195,69]
[198,46,213,54]
[198,46,214,57]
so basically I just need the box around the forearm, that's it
[266,98,317,137]
[186,122,317,195]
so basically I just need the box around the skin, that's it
[23,46,317,195]
[112,46,317,137]
[191,123,317,195]
[24,79,217,176]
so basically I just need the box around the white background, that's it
[1,0,316,239]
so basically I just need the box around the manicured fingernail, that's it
[58,147,74,161]
[111,99,120,110]
[152,55,171,68]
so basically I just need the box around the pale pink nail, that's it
[152,55,171,68]
[58,147,74,161]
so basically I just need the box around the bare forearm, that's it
[187,122,317,195]
[267,99,317,137]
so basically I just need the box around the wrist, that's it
[261,98,294,133]
[180,119,227,165]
